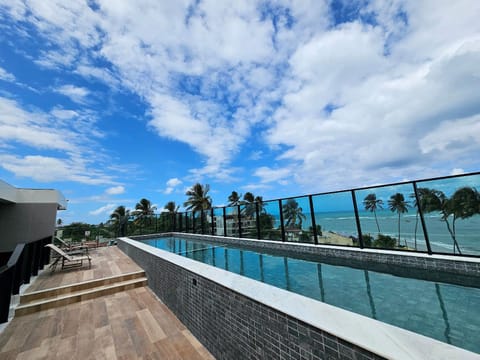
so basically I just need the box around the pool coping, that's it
[119,236,480,360]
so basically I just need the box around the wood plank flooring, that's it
[0,246,215,360]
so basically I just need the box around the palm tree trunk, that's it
[414,211,419,250]
[374,211,381,233]
[443,217,462,255]
[397,212,401,247]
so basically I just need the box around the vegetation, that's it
[418,186,480,254]
[388,193,410,247]
[132,198,156,227]
[282,199,306,229]
[227,191,242,206]
[110,205,130,237]
[184,183,212,211]
[363,193,383,233]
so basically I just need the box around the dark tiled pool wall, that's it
[131,232,480,278]
[118,239,385,360]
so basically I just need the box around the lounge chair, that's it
[45,244,92,272]
[54,236,89,253]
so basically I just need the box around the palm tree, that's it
[56,218,63,227]
[363,193,383,233]
[388,193,409,247]
[184,183,212,211]
[441,187,479,254]
[282,199,306,229]
[132,198,157,227]
[227,191,242,206]
[110,205,130,236]
[164,201,179,213]
[243,192,254,203]
[255,196,265,214]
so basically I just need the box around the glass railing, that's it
[120,172,480,257]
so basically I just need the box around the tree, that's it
[243,192,254,203]
[164,201,179,213]
[441,187,479,254]
[282,199,306,229]
[184,183,212,211]
[227,191,242,206]
[110,205,130,237]
[132,198,157,226]
[388,193,409,247]
[363,193,384,233]
[57,218,63,227]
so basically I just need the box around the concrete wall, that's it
[0,203,58,252]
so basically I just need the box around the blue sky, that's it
[1,1,479,224]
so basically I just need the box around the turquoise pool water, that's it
[142,236,480,354]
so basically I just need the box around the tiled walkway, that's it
[0,247,215,360]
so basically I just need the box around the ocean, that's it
[270,210,480,255]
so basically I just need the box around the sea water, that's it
[267,210,480,254]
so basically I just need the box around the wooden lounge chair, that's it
[45,244,92,272]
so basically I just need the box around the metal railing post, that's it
[256,202,261,240]
[413,181,433,255]
[308,195,318,245]
[351,190,364,248]
[237,205,242,238]
[223,207,227,237]
[279,199,286,242]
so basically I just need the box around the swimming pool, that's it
[142,236,480,354]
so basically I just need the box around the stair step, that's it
[15,277,147,317]
[20,270,146,305]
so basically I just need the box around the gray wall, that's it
[0,203,57,252]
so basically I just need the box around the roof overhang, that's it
[0,180,67,210]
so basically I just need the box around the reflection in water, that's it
[435,283,451,344]
[284,257,290,291]
[259,254,264,282]
[316,264,325,302]
[364,270,377,319]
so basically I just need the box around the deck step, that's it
[20,270,146,305]
[15,277,147,317]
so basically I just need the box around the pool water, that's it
[142,237,480,354]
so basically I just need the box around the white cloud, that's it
[254,166,292,184]
[105,185,125,195]
[3,0,480,193]
[55,84,90,104]
[90,203,117,216]
[0,154,116,185]
[0,66,15,82]
[164,177,182,194]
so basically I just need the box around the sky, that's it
[0,0,479,225]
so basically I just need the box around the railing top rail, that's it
[168,171,480,213]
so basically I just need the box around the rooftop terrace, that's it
[0,246,214,359]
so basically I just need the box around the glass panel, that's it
[186,212,194,233]
[225,206,239,237]
[204,209,213,235]
[176,213,183,232]
[193,211,203,234]
[213,208,224,236]
[240,203,258,239]
[311,191,358,247]
[260,200,282,241]
[281,196,313,244]
[355,183,423,250]
[416,174,480,255]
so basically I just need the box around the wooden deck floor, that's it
[0,247,215,360]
